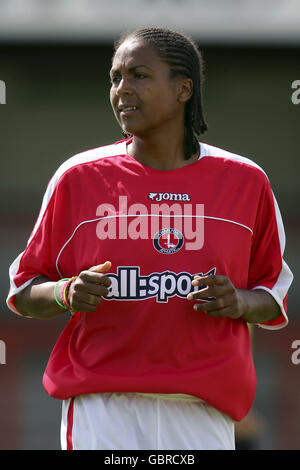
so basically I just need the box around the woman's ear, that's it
[177,78,193,103]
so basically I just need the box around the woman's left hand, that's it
[187,274,247,319]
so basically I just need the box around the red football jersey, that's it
[7,139,293,421]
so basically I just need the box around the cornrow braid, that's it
[114,27,208,160]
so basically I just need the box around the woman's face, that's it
[110,38,189,138]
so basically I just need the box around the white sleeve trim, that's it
[251,285,289,330]
[251,191,294,330]
[6,278,38,317]
[6,251,39,316]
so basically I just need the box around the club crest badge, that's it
[153,228,184,254]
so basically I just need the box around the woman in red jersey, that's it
[7,27,293,450]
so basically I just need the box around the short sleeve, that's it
[6,172,69,315]
[247,178,293,329]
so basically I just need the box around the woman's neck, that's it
[127,133,199,171]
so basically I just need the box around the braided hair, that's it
[113,27,208,160]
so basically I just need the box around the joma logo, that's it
[148,192,191,202]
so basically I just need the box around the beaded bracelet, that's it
[54,278,70,310]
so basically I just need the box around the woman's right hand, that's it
[67,261,112,313]
[13,261,112,319]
